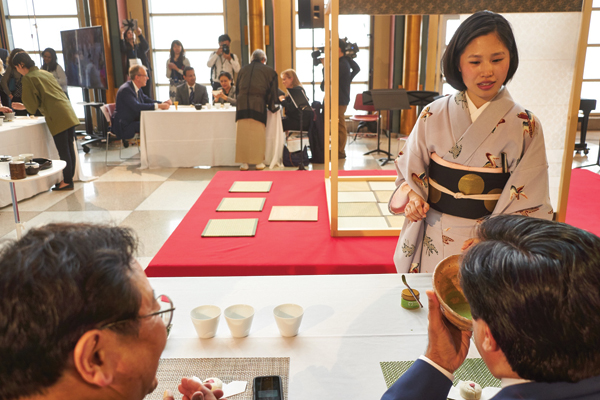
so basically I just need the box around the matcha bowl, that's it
[432,254,473,331]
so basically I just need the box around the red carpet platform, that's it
[145,170,398,277]
[566,169,600,236]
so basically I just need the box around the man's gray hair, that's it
[129,64,147,81]
[251,49,266,62]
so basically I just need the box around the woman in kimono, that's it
[389,11,553,273]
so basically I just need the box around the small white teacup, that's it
[190,305,221,339]
[224,103,231,109]
[224,304,255,338]
[273,304,304,337]
[19,153,34,163]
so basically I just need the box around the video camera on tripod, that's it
[310,37,359,66]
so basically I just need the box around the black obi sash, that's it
[427,157,510,219]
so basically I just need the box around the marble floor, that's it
[0,133,400,269]
[2,130,598,269]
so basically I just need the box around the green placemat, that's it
[229,181,272,192]
[217,197,266,212]
[381,358,501,389]
[202,219,259,237]
[145,357,289,400]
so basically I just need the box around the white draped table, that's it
[0,117,94,208]
[139,107,284,169]
[148,273,481,399]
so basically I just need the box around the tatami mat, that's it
[338,202,382,217]
[338,181,372,191]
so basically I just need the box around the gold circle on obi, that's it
[429,178,441,204]
[458,174,485,195]
[484,188,503,212]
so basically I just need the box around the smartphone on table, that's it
[253,375,283,400]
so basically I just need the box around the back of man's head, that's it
[129,64,146,81]
[0,223,141,400]
[251,49,266,63]
[461,215,600,383]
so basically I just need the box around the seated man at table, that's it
[381,215,600,400]
[0,223,226,400]
[112,65,171,147]
[175,66,209,106]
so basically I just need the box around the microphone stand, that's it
[297,105,309,171]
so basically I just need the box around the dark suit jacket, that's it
[382,359,600,400]
[112,81,159,139]
[235,60,278,124]
[175,83,208,106]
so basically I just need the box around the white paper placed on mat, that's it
[217,197,266,212]
[230,181,273,193]
[202,219,259,237]
[191,377,248,398]
[269,206,318,221]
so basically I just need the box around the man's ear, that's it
[479,321,500,353]
[72,330,115,387]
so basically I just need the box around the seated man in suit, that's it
[175,66,208,106]
[382,215,600,400]
[0,223,227,400]
[112,65,171,146]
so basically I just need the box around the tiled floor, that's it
[0,133,400,268]
[2,130,598,269]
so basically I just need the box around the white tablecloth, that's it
[0,117,93,208]
[139,107,284,169]
[149,273,480,399]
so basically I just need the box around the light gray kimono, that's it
[392,88,553,273]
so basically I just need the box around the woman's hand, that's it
[8,94,13,100]
[10,102,25,111]
[167,62,178,70]
[136,27,142,35]
[404,190,429,222]
[279,95,285,102]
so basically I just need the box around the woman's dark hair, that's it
[461,215,600,383]
[218,71,233,82]
[442,11,519,91]
[0,223,141,399]
[41,47,58,72]
[11,52,36,69]
[170,40,185,61]
[7,48,24,68]
[122,28,135,50]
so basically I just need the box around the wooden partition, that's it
[324,0,590,236]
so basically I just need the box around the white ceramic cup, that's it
[206,103,212,110]
[224,304,255,338]
[273,304,304,337]
[190,305,221,339]
[19,153,34,163]
[224,103,231,109]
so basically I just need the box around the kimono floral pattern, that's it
[391,88,553,273]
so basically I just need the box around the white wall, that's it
[505,12,580,210]
[458,12,581,210]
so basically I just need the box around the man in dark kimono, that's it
[235,49,279,170]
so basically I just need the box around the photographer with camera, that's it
[207,34,241,91]
[337,38,360,159]
[315,39,360,158]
